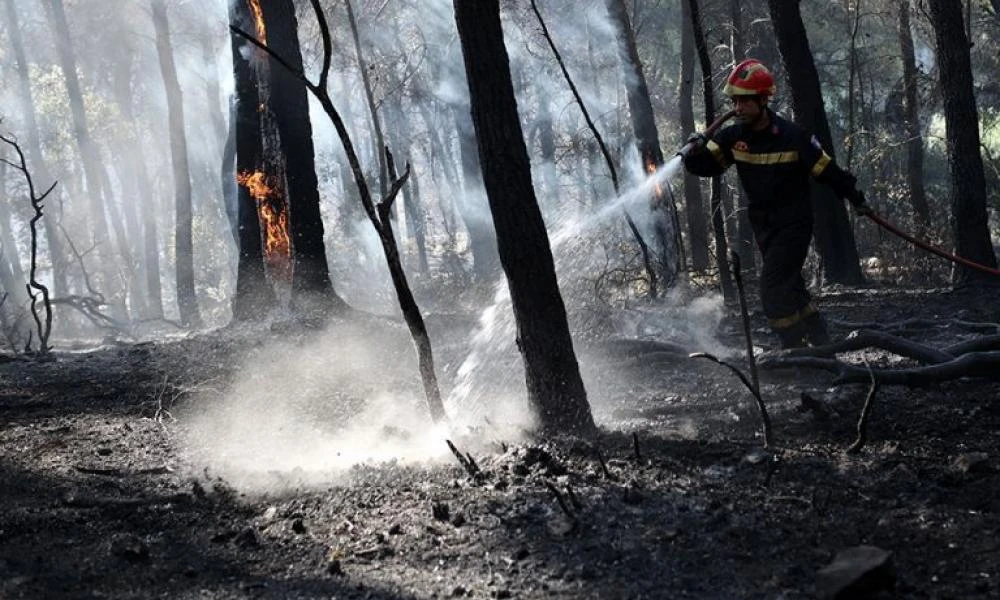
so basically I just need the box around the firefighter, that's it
[682,58,871,349]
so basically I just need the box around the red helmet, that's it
[724,59,776,97]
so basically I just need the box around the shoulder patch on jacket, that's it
[733,141,749,152]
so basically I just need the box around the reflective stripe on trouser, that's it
[758,222,813,330]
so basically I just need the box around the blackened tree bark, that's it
[926,0,998,285]
[679,0,710,271]
[605,0,681,281]
[729,0,755,269]
[454,0,595,436]
[229,0,277,320]
[766,0,864,285]
[152,0,202,327]
[689,0,735,301]
[898,0,930,234]
[261,0,347,315]
[5,0,68,303]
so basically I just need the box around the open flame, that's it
[646,158,664,199]
[247,0,267,44]
[237,170,292,282]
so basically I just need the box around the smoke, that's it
[179,320,462,492]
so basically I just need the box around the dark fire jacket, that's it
[683,109,859,235]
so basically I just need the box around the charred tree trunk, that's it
[262,0,347,315]
[729,0,755,270]
[606,0,681,282]
[898,0,930,235]
[689,0,735,301]
[454,0,595,436]
[229,0,276,321]
[766,0,865,286]
[679,0,710,272]
[926,0,998,286]
[152,0,202,327]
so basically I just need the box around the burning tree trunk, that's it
[230,0,277,320]
[926,0,999,286]
[261,0,347,316]
[678,0,710,272]
[766,0,865,286]
[898,0,930,235]
[151,0,202,328]
[230,0,446,423]
[688,0,735,302]
[605,0,682,283]
[454,0,596,436]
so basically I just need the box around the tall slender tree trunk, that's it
[44,0,125,318]
[898,1,930,234]
[454,0,595,436]
[152,0,202,327]
[679,0,710,272]
[229,0,277,321]
[606,0,681,282]
[926,0,998,285]
[453,106,500,281]
[766,0,865,285]
[6,0,68,303]
[729,0,755,270]
[261,0,347,315]
[689,0,735,301]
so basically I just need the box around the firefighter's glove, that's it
[850,190,873,216]
[682,132,708,156]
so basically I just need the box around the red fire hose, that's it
[864,211,1000,278]
[677,109,737,158]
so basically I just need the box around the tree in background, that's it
[454,0,595,435]
[151,0,202,328]
[926,0,998,286]
[766,0,865,286]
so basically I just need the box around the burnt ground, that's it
[1,285,999,599]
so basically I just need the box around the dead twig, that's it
[445,439,481,479]
[847,363,880,454]
[690,351,773,448]
[544,480,577,525]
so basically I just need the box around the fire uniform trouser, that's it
[757,221,827,348]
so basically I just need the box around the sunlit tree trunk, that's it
[5,0,68,304]
[261,0,347,315]
[766,0,864,285]
[152,0,202,327]
[679,0,710,272]
[44,0,125,319]
[454,0,595,436]
[926,0,998,285]
[898,0,929,235]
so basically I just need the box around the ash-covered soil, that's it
[1,287,999,599]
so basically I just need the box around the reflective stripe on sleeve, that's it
[706,140,729,167]
[811,152,831,177]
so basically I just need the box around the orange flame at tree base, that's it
[237,170,292,282]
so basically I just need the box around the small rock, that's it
[327,559,344,576]
[451,586,467,597]
[952,452,991,474]
[451,513,466,527]
[110,535,149,563]
[432,501,450,522]
[236,528,260,549]
[387,523,403,535]
[291,519,307,534]
[97,448,112,456]
[816,545,895,600]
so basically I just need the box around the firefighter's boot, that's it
[774,321,808,350]
[803,311,831,347]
